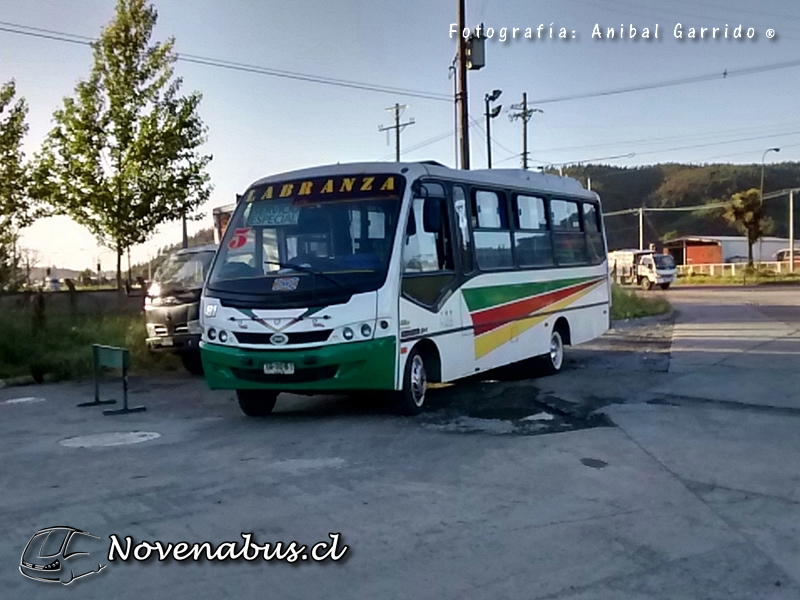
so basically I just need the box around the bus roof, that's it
[247,161,598,202]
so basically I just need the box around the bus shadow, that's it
[417,361,619,436]
[264,357,618,437]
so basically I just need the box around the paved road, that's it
[1,286,798,599]
[662,286,800,408]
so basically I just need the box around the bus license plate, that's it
[263,362,295,375]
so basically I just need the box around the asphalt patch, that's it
[420,373,619,436]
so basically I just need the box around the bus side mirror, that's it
[423,198,441,233]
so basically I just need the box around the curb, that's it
[611,309,675,329]
[0,375,39,388]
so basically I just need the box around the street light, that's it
[484,89,502,169]
[758,147,780,264]
[760,147,780,205]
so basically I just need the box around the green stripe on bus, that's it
[200,336,397,391]
[462,276,599,312]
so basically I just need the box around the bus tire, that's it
[236,390,278,417]
[660,282,671,290]
[539,329,565,376]
[396,349,427,416]
[640,277,653,291]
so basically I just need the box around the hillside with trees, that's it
[563,162,800,250]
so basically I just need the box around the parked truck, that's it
[608,249,676,290]
[143,202,238,374]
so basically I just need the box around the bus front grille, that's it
[233,330,332,345]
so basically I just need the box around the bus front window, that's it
[207,175,404,302]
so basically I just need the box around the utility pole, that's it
[790,189,795,273]
[379,103,415,162]
[457,0,470,169]
[182,213,188,249]
[448,57,459,168]
[638,207,644,250]
[509,92,543,170]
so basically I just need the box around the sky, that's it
[1,0,798,271]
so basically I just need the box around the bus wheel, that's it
[660,282,671,290]
[540,329,565,375]
[396,349,427,416]
[640,277,653,291]
[236,390,278,417]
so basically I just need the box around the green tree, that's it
[0,80,33,290]
[33,0,212,291]
[722,188,772,266]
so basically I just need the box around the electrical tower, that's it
[379,104,415,162]
[509,92,543,170]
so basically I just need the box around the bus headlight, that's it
[208,328,217,340]
[219,330,229,343]
[360,323,372,338]
[343,327,354,340]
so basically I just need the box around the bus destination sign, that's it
[242,174,403,204]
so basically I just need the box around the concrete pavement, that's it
[660,286,800,408]
[1,285,799,599]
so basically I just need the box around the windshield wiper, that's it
[264,261,347,290]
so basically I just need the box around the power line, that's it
[534,120,800,155]
[632,129,800,157]
[4,19,800,112]
[528,58,800,105]
[380,128,454,160]
[605,202,727,217]
[0,21,452,102]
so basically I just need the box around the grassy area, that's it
[611,284,672,320]
[0,313,180,382]
[0,286,669,381]
[677,269,800,286]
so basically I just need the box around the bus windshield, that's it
[207,174,404,302]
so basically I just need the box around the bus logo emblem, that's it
[270,333,289,346]
[272,277,300,292]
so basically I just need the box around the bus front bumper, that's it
[200,337,397,392]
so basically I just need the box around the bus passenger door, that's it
[452,185,475,340]
[400,182,460,344]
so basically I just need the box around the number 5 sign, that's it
[228,228,251,250]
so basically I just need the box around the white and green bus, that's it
[200,162,610,416]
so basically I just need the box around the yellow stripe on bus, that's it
[473,283,601,359]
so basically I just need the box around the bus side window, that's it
[551,199,588,266]
[471,189,513,270]
[582,202,605,265]
[403,183,454,273]
[513,194,553,267]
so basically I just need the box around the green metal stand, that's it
[77,344,145,415]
